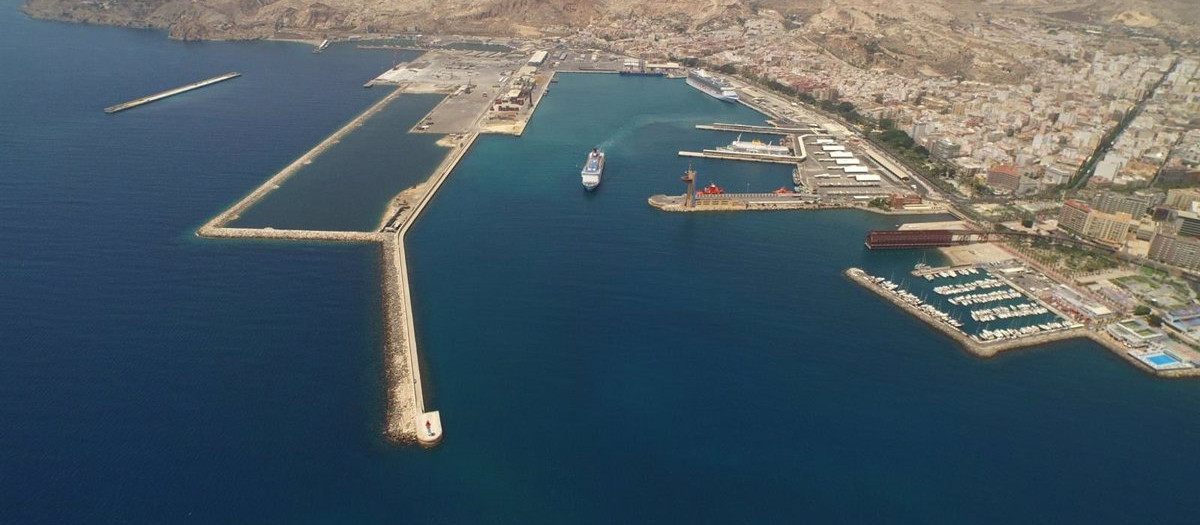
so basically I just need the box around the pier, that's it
[678,150,804,164]
[695,123,821,135]
[104,72,240,114]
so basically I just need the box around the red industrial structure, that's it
[864,229,1117,251]
[865,229,958,249]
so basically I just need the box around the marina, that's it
[848,264,1200,376]
[845,267,1089,356]
[104,72,240,113]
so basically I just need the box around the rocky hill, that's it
[20,0,1199,41]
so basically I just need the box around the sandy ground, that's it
[938,242,1014,266]
[899,220,969,230]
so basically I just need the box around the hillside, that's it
[21,0,1199,41]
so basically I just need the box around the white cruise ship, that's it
[686,69,739,102]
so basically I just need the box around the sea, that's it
[3,3,1200,523]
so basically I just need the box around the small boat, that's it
[698,183,724,195]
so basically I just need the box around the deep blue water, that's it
[230,90,446,232]
[4,4,1200,523]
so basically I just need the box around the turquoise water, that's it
[5,4,1200,523]
[1149,354,1180,366]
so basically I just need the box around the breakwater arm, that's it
[105,72,240,114]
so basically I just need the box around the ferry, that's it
[717,134,791,156]
[686,69,739,102]
[581,148,605,191]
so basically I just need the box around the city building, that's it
[1162,306,1200,341]
[910,121,931,143]
[931,138,961,161]
[1092,191,1151,220]
[986,164,1021,193]
[528,50,548,66]
[1148,231,1200,270]
[1057,199,1134,247]
[1166,188,1200,211]
[1177,210,1200,238]
[1107,318,1168,348]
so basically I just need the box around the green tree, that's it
[1133,305,1151,316]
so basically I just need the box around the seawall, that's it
[380,131,478,446]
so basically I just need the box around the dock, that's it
[104,72,240,114]
[678,150,805,164]
[695,122,822,135]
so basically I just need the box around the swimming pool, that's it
[1147,353,1181,366]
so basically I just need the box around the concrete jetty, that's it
[695,123,820,135]
[105,72,240,114]
[678,150,804,164]
[647,193,950,214]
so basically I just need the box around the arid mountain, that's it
[21,0,1200,41]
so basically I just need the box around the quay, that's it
[695,122,821,135]
[649,192,833,212]
[678,150,804,164]
[104,72,240,114]
[911,263,981,278]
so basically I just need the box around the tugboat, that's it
[698,183,724,195]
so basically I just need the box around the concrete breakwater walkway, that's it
[648,193,948,214]
[196,86,480,446]
[845,267,1200,378]
[378,131,477,446]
